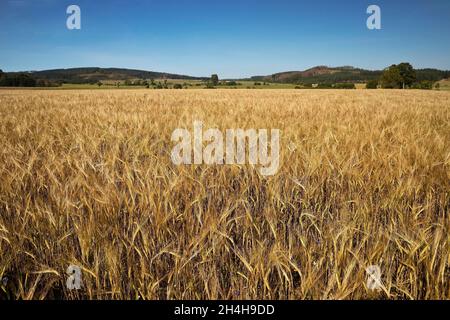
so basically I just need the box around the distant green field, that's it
[153,79,301,89]
[59,83,148,90]
[57,80,303,90]
[55,80,371,90]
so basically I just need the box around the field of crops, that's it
[0,89,449,299]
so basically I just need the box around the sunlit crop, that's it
[0,89,449,299]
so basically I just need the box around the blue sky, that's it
[1,0,449,78]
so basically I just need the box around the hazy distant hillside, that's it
[250,66,450,84]
[27,67,207,84]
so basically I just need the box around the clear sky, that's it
[1,0,449,78]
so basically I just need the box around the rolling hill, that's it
[249,66,450,84]
[25,67,208,84]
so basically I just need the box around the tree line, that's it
[0,70,37,87]
[0,70,60,87]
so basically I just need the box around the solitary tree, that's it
[396,63,416,89]
[211,74,219,86]
[380,63,416,89]
[380,65,404,88]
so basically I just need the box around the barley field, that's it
[0,89,449,300]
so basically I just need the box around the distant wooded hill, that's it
[25,67,208,84]
[2,65,449,86]
[248,66,450,84]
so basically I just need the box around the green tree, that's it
[419,80,433,90]
[397,63,416,88]
[0,73,36,87]
[334,83,356,89]
[317,83,333,89]
[210,74,219,86]
[380,65,403,88]
[380,63,416,89]
[366,79,378,89]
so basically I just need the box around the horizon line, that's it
[3,64,450,80]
